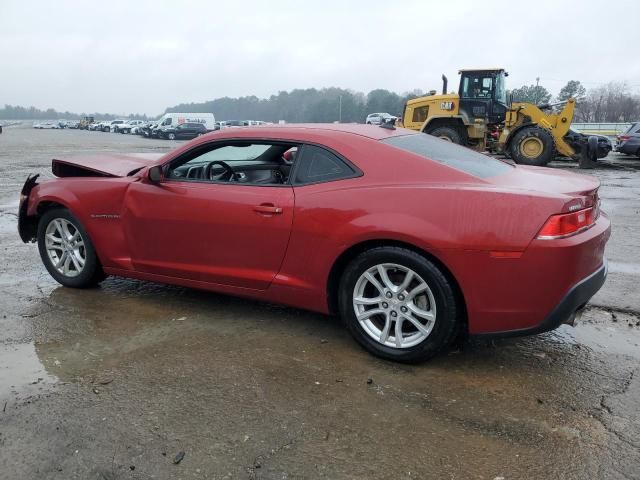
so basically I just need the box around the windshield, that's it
[495,73,507,104]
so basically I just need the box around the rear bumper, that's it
[616,143,637,154]
[475,260,607,339]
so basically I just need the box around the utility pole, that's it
[338,95,342,123]
[535,77,540,105]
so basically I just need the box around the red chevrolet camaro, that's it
[18,124,610,362]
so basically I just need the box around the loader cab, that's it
[458,69,508,125]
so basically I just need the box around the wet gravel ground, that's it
[1,126,639,479]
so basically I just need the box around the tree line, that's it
[166,87,425,123]
[0,105,150,121]
[509,80,640,122]
[2,81,638,123]
[168,81,640,123]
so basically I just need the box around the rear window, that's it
[382,133,512,178]
[625,123,639,134]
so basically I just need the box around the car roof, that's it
[203,123,414,141]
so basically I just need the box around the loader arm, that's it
[508,99,577,157]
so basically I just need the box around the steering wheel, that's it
[202,160,238,182]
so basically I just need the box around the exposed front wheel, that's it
[509,126,555,166]
[167,133,176,140]
[37,209,106,288]
[339,247,461,363]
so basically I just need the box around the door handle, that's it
[253,204,283,215]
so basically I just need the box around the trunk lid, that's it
[491,165,600,213]
[52,153,163,178]
[492,164,599,196]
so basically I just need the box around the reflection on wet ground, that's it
[1,129,639,479]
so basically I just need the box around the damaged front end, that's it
[18,174,40,243]
[564,130,604,169]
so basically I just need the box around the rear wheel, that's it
[426,125,465,145]
[37,208,106,288]
[509,126,555,166]
[338,247,461,363]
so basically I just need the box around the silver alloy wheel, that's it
[44,218,86,278]
[353,263,437,349]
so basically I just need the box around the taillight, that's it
[619,135,630,142]
[537,207,596,239]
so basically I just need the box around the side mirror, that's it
[148,165,163,183]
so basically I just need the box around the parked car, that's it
[366,113,397,125]
[130,123,146,135]
[616,123,640,156]
[18,124,610,363]
[33,122,59,129]
[115,120,144,134]
[156,113,216,131]
[593,134,613,159]
[139,122,158,137]
[103,120,125,132]
[222,120,248,128]
[159,122,208,140]
[94,121,111,131]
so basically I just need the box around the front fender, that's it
[26,182,84,217]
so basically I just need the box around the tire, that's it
[366,121,371,125]
[509,126,555,166]
[37,208,106,288]
[426,125,465,145]
[167,133,176,140]
[338,247,461,363]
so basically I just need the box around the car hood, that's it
[491,165,600,197]
[52,153,164,178]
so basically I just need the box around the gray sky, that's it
[1,0,639,116]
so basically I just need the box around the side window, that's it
[294,145,357,185]
[164,118,172,126]
[461,77,470,97]
[412,106,428,123]
[165,141,296,186]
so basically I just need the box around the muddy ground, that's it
[0,126,639,480]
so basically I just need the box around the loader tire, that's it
[510,127,555,166]
[426,126,465,145]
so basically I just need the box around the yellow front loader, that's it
[398,69,599,167]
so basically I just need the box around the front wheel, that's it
[338,247,461,363]
[167,133,176,140]
[37,208,106,288]
[425,125,465,145]
[509,126,555,166]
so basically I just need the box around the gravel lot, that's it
[1,126,639,479]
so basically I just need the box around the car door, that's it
[122,142,295,290]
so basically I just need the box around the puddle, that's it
[0,342,57,402]
[556,307,640,358]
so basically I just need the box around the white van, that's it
[156,112,216,131]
